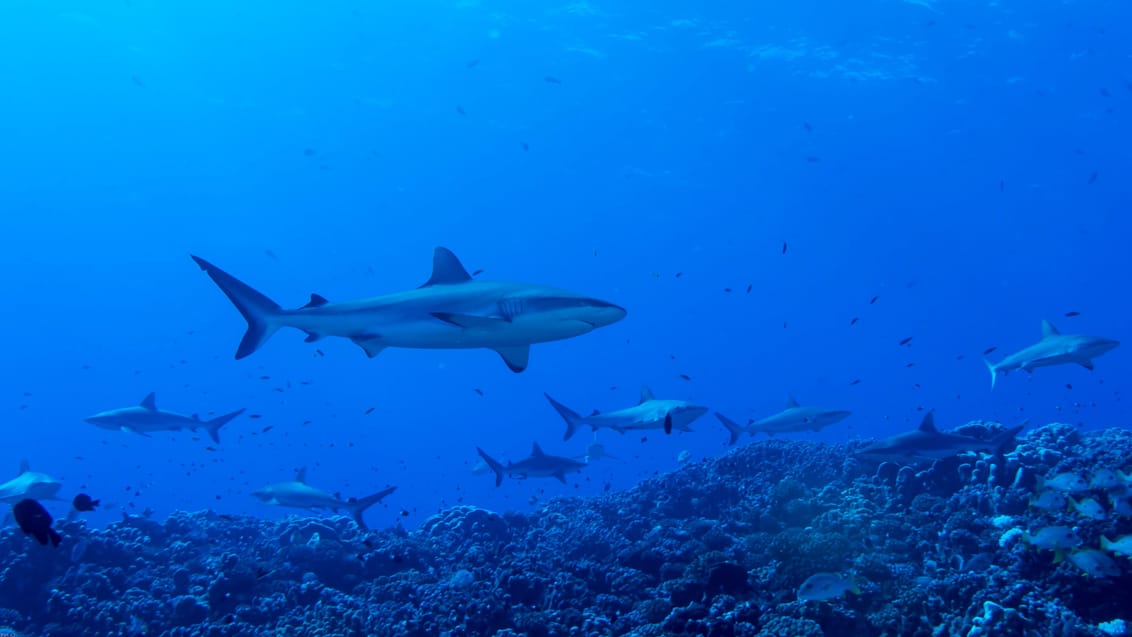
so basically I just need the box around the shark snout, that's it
[578,298,627,327]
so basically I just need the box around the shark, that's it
[854,411,1023,464]
[476,443,587,486]
[85,393,246,444]
[544,385,709,441]
[190,247,626,373]
[715,397,851,444]
[252,468,397,530]
[985,320,1119,389]
[0,460,63,504]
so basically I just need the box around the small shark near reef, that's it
[715,397,851,445]
[0,461,63,504]
[252,468,396,530]
[476,443,587,486]
[85,393,246,444]
[985,320,1119,389]
[545,385,708,441]
[855,411,1023,464]
[191,247,627,373]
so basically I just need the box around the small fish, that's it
[249,414,263,419]
[1067,549,1120,577]
[365,407,375,415]
[1100,87,1112,98]
[72,493,100,512]
[1024,526,1081,552]
[466,59,480,69]
[797,573,860,601]
[471,269,485,276]
[983,346,997,355]
[13,499,62,547]
[745,284,752,293]
[804,155,821,163]
[473,388,484,396]
[1065,311,1081,317]
[782,241,788,255]
[1087,170,1098,185]
[520,142,529,151]
[456,105,467,116]
[1101,534,1132,559]
[1069,496,1106,521]
[544,76,562,84]
[679,374,691,381]
[899,337,913,346]
[261,426,274,433]
[850,317,859,326]
[849,379,861,386]
[131,75,146,88]
[803,121,813,133]
[1029,490,1066,511]
[869,296,879,304]
[1089,469,1123,490]
[1039,472,1089,493]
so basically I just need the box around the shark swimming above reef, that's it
[84,393,246,444]
[191,247,626,373]
[544,385,708,441]
[0,460,63,504]
[985,320,1119,389]
[476,443,587,486]
[252,467,396,530]
[855,411,1023,464]
[715,396,851,445]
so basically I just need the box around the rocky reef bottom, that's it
[2,422,1130,637]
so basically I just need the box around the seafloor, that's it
[2,421,1129,637]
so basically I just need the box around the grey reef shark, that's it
[715,396,851,445]
[985,320,1118,389]
[544,385,709,441]
[252,467,396,530]
[476,443,586,486]
[855,411,1023,464]
[85,393,246,444]
[190,247,626,373]
[0,460,63,504]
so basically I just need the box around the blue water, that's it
[1,0,1128,532]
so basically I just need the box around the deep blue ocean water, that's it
[1,0,1129,533]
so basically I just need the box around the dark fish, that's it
[265,249,279,261]
[1065,311,1081,317]
[869,296,879,304]
[906,362,915,368]
[544,76,561,84]
[1100,87,1111,97]
[131,75,146,88]
[679,374,691,381]
[472,269,485,276]
[983,346,997,355]
[1088,171,1098,185]
[262,425,274,432]
[520,142,529,151]
[705,562,751,596]
[675,272,683,278]
[850,379,861,385]
[899,337,913,346]
[804,155,821,163]
[745,284,752,293]
[1066,383,1073,389]
[13,499,62,547]
[466,59,480,69]
[473,388,484,396]
[249,414,262,419]
[803,121,813,132]
[72,493,100,512]
[850,317,859,326]
[456,105,467,116]
[303,148,316,157]
[781,241,788,255]
[364,407,375,415]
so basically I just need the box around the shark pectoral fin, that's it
[493,345,530,373]
[122,427,152,438]
[432,312,510,328]
[303,331,323,343]
[1078,359,1095,370]
[349,335,386,359]
[554,472,567,484]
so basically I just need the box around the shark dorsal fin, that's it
[295,467,307,483]
[420,247,472,287]
[140,392,157,410]
[786,396,800,409]
[531,442,546,457]
[639,385,655,404]
[918,411,938,433]
[302,294,330,309]
[1041,320,1059,338]
[18,458,28,474]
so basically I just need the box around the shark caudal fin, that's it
[544,393,586,441]
[204,408,247,444]
[476,447,507,487]
[714,412,744,446]
[191,256,283,359]
[346,486,397,530]
[984,358,998,390]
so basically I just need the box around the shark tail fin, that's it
[544,393,585,441]
[191,255,283,359]
[204,408,247,444]
[984,358,998,390]
[714,412,743,446]
[347,486,396,530]
[476,447,506,487]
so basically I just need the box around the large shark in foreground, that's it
[476,443,586,486]
[85,393,246,444]
[715,397,851,445]
[545,386,709,440]
[985,320,1119,389]
[191,247,627,373]
[854,411,1023,464]
[252,468,397,530]
[0,460,63,504]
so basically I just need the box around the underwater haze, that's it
[1,0,1131,634]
